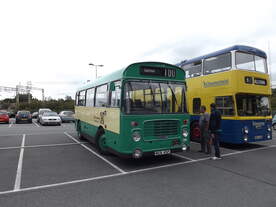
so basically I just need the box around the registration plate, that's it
[154,150,171,156]
[255,135,263,140]
[22,118,27,120]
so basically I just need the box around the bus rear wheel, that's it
[191,122,201,142]
[77,122,85,141]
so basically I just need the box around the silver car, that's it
[40,111,61,126]
[59,111,75,123]
[37,108,51,124]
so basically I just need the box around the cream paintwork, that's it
[75,106,120,134]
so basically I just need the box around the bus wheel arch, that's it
[190,121,201,142]
[76,120,85,140]
[95,126,109,155]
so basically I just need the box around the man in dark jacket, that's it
[209,103,222,160]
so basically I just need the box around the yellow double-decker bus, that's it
[178,45,272,144]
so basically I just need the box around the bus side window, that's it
[78,90,86,106]
[75,93,78,106]
[193,98,201,114]
[95,84,108,107]
[110,81,121,107]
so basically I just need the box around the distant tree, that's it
[65,95,72,101]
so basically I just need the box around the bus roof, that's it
[178,45,267,66]
[77,62,184,91]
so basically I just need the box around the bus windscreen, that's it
[124,81,186,114]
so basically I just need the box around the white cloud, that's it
[0,0,275,99]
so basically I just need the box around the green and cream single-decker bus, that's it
[75,62,190,158]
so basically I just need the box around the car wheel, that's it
[273,124,276,130]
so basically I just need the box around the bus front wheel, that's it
[95,130,109,155]
[191,121,201,142]
[273,124,276,130]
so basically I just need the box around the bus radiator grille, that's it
[144,120,179,139]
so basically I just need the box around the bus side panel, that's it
[75,106,120,143]
[219,119,272,144]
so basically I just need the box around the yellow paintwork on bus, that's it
[75,106,120,134]
[186,69,272,119]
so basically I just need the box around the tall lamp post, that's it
[88,63,104,80]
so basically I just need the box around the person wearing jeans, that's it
[209,103,222,160]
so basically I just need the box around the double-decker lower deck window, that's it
[124,80,186,114]
[215,96,235,116]
[236,94,271,116]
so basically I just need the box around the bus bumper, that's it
[107,147,184,159]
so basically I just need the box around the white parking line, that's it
[0,143,275,196]
[172,153,196,161]
[0,132,76,137]
[64,132,126,174]
[0,142,88,150]
[14,134,26,191]
[33,121,40,127]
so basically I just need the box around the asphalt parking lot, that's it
[0,119,276,207]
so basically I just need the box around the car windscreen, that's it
[43,112,58,116]
[0,112,8,115]
[123,80,186,114]
[63,111,74,116]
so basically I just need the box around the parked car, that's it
[16,111,32,124]
[32,112,38,119]
[0,111,9,124]
[37,108,51,123]
[40,111,61,126]
[59,111,75,123]
[273,114,276,130]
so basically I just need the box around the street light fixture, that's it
[88,63,104,80]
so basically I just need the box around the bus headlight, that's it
[267,126,271,132]
[132,131,141,142]
[182,128,188,138]
[243,126,249,134]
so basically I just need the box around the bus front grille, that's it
[144,120,179,139]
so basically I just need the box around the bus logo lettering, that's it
[203,80,229,88]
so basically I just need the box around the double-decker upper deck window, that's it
[86,88,95,107]
[255,55,266,73]
[215,96,235,116]
[111,81,121,107]
[77,90,86,106]
[203,53,231,75]
[236,52,267,73]
[95,84,108,107]
[182,61,202,78]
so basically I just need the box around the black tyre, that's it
[77,122,85,141]
[190,121,201,142]
[95,129,109,155]
[273,124,276,130]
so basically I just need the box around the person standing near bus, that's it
[209,103,222,160]
[198,105,211,154]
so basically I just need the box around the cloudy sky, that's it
[0,0,275,100]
